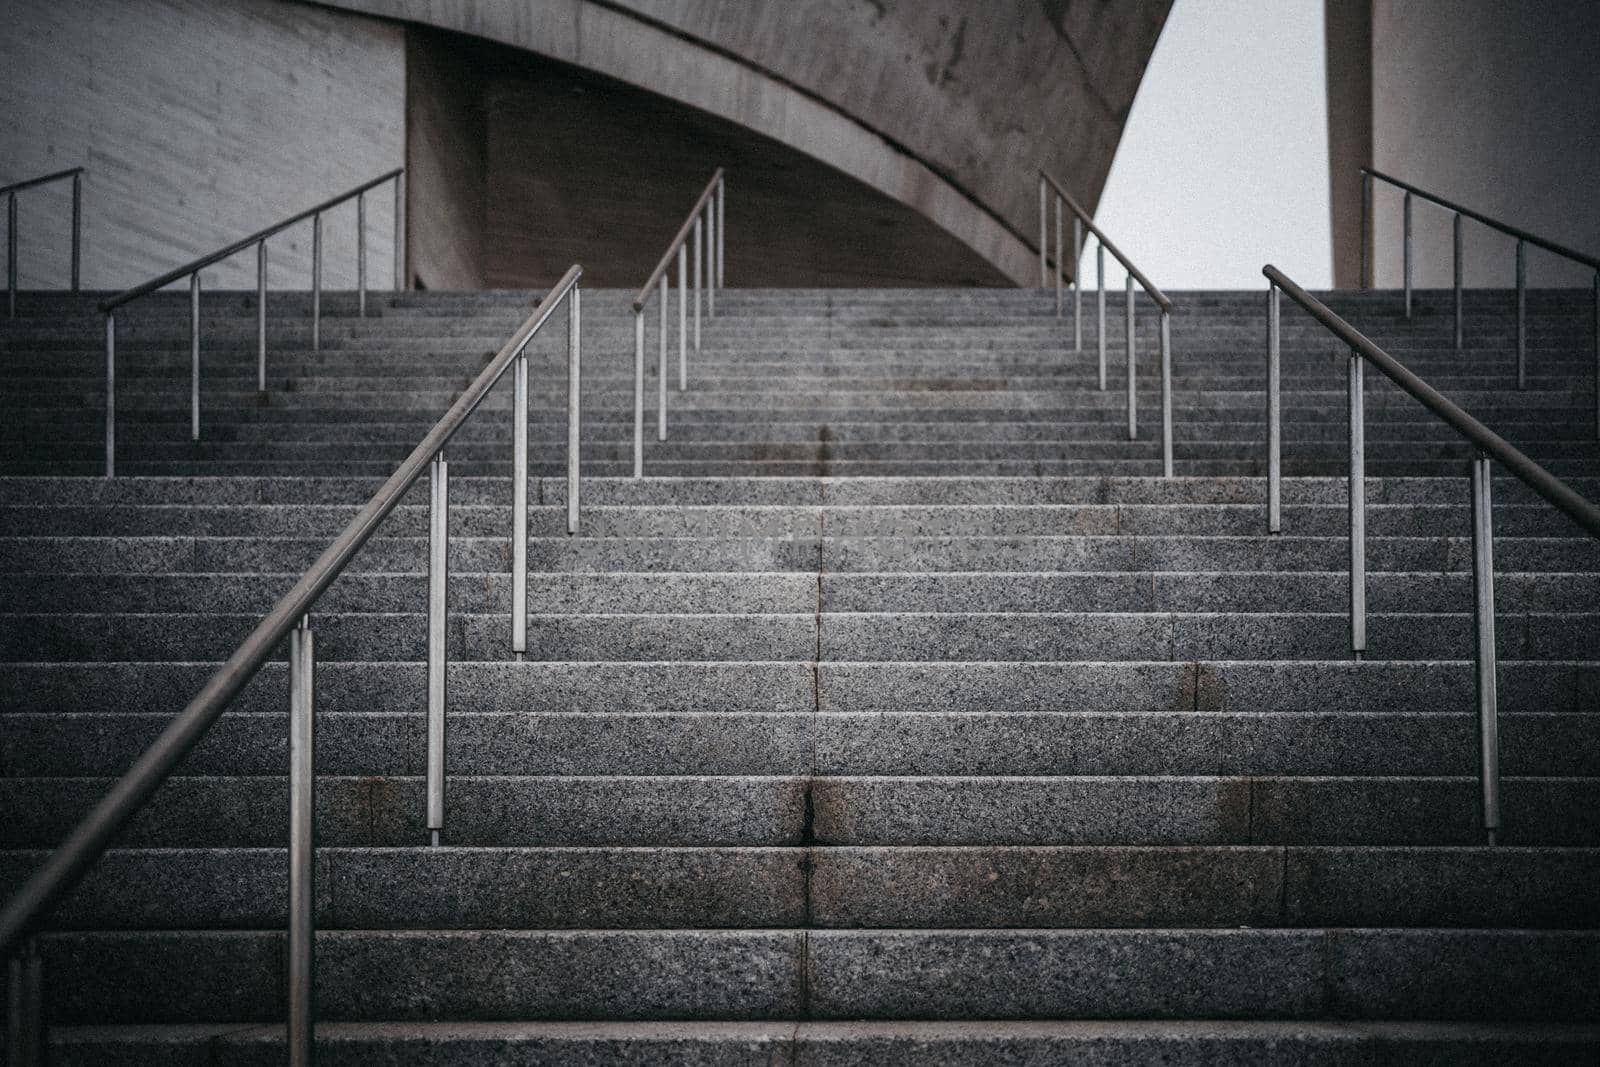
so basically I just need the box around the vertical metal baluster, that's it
[1038,176,1047,287]
[6,937,44,1067]
[357,191,367,319]
[1073,217,1083,352]
[427,449,449,847]
[1452,212,1463,351]
[7,192,15,318]
[1159,308,1173,478]
[287,613,315,1067]
[1516,239,1527,390]
[706,202,716,319]
[693,215,703,353]
[104,312,115,478]
[257,241,268,393]
[1348,349,1367,659]
[658,276,668,440]
[311,213,322,353]
[633,308,645,477]
[190,273,201,442]
[512,350,528,655]
[71,171,81,293]
[1054,195,1063,317]
[1267,285,1281,534]
[1470,453,1501,846]
[1125,275,1137,441]
[1359,172,1370,290]
[393,172,405,292]
[1593,272,1599,441]
[1402,191,1412,318]
[677,244,687,391]
[1096,244,1106,391]
[717,176,725,290]
[567,286,581,536]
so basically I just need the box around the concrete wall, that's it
[1,0,404,292]
[316,0,1171,285]
[1330,0,1600,290]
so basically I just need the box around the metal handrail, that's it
[4,166,83,317]
[630,169,725,477]
[0,265,584,1066]
[98,168,405,475]
[1360,168,1599,430]
[1036,169,1175,476]
[1263,263,1600,845]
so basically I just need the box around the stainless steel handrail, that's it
[0,264,584,1066]
[1263,263,1600,845]
[3,166,83,318]
[1360,167,1599,430]
[630,169,725,477]
[1037,170,1175,476]
[98,168,405,475]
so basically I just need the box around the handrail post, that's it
[7,192,15,318]
[1349,348,1367,659]
[190,273,201,442]
[717,175,725,289]
[357,191,367,319]
[311,213,322,353]
[287,613,315,1067]
[677,244,687,391]
[6,936,45,1067]
[1453,212,1463,351]
[633,308,645,477]
[104,313,116,477]
[71,171,81,293]
[1359,171,1370,290]
[1515,239,1527,389]
[658,276,668,441]
[426,449,448,847]
[393,172,405,292]
[1159,308,1173,477]
[1470,453,1501,846]
[1038,175,1047,287]
[706,202,716,319]
[1125,274,1137,441]
[1054,195,1063,318]
[693,215,703,353]
[512,350,528,655]
[257,241,268,394]
[1096,244,1106,391]
[1072,217,1083,352]
[567,286,581,536]
[1267,285,1281,534]
[1593,271,1598,441]
[1402,191,1413,318]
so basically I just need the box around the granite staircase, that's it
[2,286,1599,1063]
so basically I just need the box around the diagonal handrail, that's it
[1263,263,1600,848]
[1,264,583,1064]
[629,169,726,477]
[1036,169,1175,475]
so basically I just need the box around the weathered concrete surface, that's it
[316,0,1173,284]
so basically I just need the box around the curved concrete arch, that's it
[317,0,1170,285]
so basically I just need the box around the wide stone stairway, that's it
[3,285,1599,1062]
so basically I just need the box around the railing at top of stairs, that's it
[0,265,585,1067]
[1360,167,1599,430]
[1263,263,1600,849]
[97,168,405,476]
[2,166,84,318]
[1037,169,1175,476]
[629,168,726,478]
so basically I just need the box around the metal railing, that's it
[3,167,83,318]
[0,265,584,1067]
[1038,170,1175,476]
[631,169,725,478]
[98,169,405,476]
[1361,167,1600,422]
[1264,264,1600,845]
